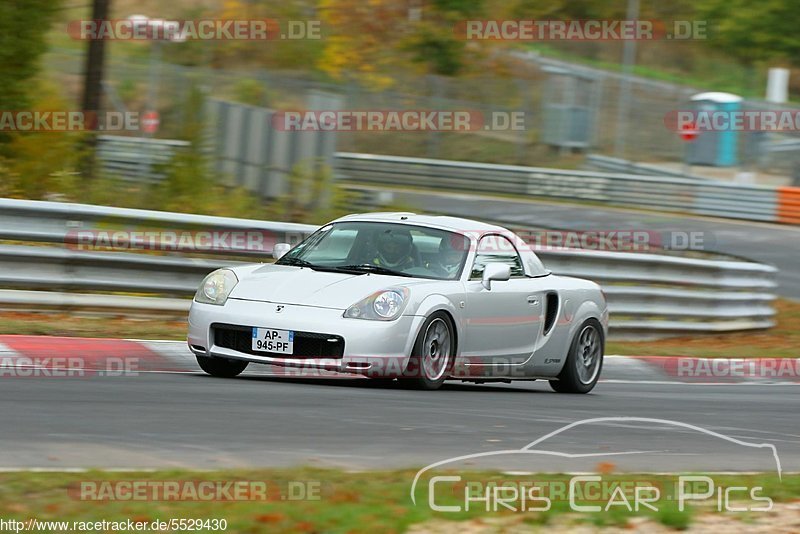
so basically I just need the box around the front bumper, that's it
[188,298,426,377]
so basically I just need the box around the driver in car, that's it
[428,234,469,278]
[372,229,416,271]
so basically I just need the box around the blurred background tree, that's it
[317,0,408,89]
[0,0,62,150]
[402,0,485,77]
[699,0,800,66]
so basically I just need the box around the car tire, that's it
[196,355,249,378]
[549,318,604,394]
[403,311,455,390]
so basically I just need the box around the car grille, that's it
[212,324,345,359]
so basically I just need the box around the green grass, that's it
[0,470,795,533]
[0,312,188,340]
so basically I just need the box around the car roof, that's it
[330,212,507,234]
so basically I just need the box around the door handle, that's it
[527,296,539,305]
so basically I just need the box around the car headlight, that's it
[194,269,239,306]
[344,288,409,321]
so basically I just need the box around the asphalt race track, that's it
[2,192,798,476]
[1,372,797,474]
[363,188,800,299]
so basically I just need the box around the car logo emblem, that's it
[276,305,285,313]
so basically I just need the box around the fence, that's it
[0,198,777,339]
[97,135,190,182]
[46,46,800,175]
[206,94,340,197]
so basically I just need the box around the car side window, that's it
[469,234,525,279]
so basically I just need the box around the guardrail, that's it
[778,187,800,224]
[538,247,776,338]
[97,135,190,182]
[90,141,800,224]
[0,197,313,254]
[759,136,800,154]
[585,154,707,180]
[0,198,778,339]
[334,152,799,225]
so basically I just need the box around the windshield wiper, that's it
[335,264,413,277]
[276,257,317,268]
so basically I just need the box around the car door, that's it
[460,234,544,367]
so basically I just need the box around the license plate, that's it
[252,328,294,355]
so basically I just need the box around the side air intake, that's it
[543,292,559,336]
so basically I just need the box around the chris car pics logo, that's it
[411,417,781,514]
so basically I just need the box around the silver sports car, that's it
[187,213,608,392]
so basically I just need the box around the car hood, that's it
[228,264,424,309]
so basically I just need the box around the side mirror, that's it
[481,262,511,290]
[272,243,292,260]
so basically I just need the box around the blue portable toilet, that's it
[686,92,742,166]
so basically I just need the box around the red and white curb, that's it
[0,336,194,375]
[0,336,798,383]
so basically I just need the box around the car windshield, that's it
[276,221,470,281]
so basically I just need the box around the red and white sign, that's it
[141,111,160,134]
[679,122,698,141]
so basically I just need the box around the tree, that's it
[318,0,407,89]
[81,0,109,116]
[318,0,486,84]
[699,0,800,66]
[0,0,61,147]
[403,0,485,77]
